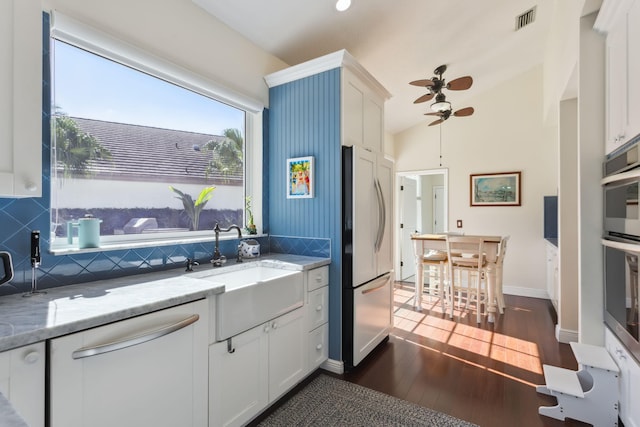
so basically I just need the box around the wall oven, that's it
[603,142,640,362]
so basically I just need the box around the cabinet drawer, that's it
[308,323,329,371]
[307,286,329,331]
[307,266,329,292]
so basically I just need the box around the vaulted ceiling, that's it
[193,0,597,135]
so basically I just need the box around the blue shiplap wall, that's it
[268,68,343,360]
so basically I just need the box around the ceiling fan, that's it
[410,65,475,126]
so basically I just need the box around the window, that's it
[49,14,263,251]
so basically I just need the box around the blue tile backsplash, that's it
[0,13,329,297]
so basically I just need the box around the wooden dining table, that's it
[411,234,503,322]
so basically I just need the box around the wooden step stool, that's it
[536,342,620,426]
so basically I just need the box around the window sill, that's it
[49,233,266,256]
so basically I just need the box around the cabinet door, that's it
[626,0,640,142]
[209,324,269,427]
[545,243,558,310]
[363,96,383,153]
[268,308,306,401]
[0,0,42,197]
[307,286,329,331]
[343,74,364,147]
[50,300,208,427]
[605,19,628,154]
[0,342,45,427]
[308,323,329,371]
[605,328,640,427]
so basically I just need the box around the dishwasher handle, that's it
[72,313,200,360]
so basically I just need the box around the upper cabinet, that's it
[265,49,391,154]
[596,0,640,155]
[342,67,386,153]
[0,0,43,197]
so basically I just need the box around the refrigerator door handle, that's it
[374,178,386,252]
[361,274,391,294]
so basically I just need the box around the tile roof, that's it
[58,117,242,185]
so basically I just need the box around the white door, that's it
[209,323,269,427]
[353,273,392,366]
[433,186,445,233]
[353,147,377,285]
[50,300,209,427]
[375,153,394,277]
[400,177,418,282]
[268,308,306,400]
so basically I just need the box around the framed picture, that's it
[287,156,314,199]
[470,171,521,206]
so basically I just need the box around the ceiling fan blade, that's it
[428,118,444,126]
[409,79,435,87]
[414,93,435,103]
[424,111,443,116]
[454,107,474,117]
[447,76,473,91]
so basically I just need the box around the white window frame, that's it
[49,12,264,254]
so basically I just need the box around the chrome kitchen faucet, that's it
[212,223,243,266]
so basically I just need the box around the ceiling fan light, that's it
[431,101,451,112]
[336,0,351,11]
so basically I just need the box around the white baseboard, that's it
[320,358,344,375]
[502,285,549,300]
[555,324,579,343]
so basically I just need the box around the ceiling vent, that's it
[515,6,536,31]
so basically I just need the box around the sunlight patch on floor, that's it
[392,283,544,377]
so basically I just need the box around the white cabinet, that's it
[305,266,329,371]
[342,67,385,153]
[209,307,305,427]
[627,0,640,142]
[597,0,640,154]
[545,241,558,310]
[0,0,43,197]
[605,327,640,427]
[50,300,209,427]
[0,342,45,427]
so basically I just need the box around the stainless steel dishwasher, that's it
[49,299,208,427]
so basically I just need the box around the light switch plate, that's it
[456,220,463,228]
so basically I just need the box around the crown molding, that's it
[264,49,391,100]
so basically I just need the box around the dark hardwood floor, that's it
[340,282,592,427]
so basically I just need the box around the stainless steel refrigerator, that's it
[342,145,394,369]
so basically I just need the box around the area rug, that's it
[258,374,478,427]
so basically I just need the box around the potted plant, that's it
[169,186,215,231]
[245,196,257,234]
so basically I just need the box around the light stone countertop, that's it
[0,253,330,352]
[0,253,329,427]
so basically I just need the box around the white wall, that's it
[41,0,288,108]
[394,65,557,297]
[54,180,242,210]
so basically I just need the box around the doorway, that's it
[396,169,448,282]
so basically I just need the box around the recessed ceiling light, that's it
[336,0,351,12]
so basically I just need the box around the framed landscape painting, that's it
[470,171,521,206]
[287,156,314,199]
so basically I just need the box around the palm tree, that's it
[53,110,112,178]
[203,128,243,180]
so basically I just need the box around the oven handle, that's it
[72,314,199,359]
[602,238,640,254]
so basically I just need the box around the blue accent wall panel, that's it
[268,68,343,360]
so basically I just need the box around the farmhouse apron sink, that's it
[193,266,303,341]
